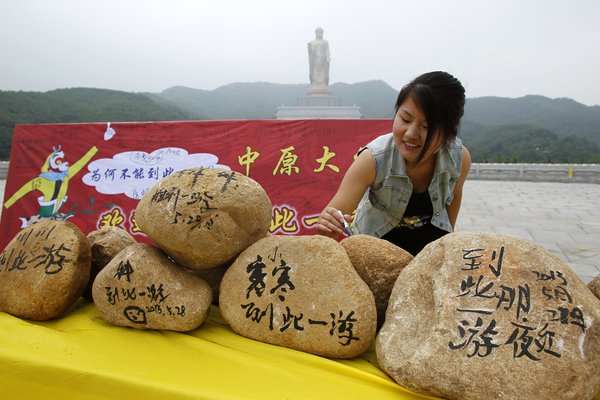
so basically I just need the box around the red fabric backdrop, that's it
[1,120,391,250]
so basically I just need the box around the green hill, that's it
[1,82,599,163]
[462,95,600,145]
[0,88,189,159]
[463,123,600,163]
[154,82,308,119]
[154,80,398,119]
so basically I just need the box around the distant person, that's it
[316,71,471,256]
[308,27,330,87]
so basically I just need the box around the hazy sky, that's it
[1,0,599,105]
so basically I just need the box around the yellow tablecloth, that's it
[2,301,599,400]
[0,300,436,400]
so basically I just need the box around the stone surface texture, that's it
[219,235,377,358]
[589,274,600,300]
[341,234,413,328]
[85,226,137,299]
[92,243,212,331]
[376,232,600,400]
[135,167,272,270]
[0,220,91,320]
[185,262,231,305]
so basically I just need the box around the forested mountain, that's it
[0,88,187,159]
[152,80,398,119]
[153,83,307,119]
[461,122,600,163]
[1,82,599,162]
[462,95,600,146]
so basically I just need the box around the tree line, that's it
[1,82,598,163]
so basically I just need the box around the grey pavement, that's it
[1,179,599,284]
[457,180,600,284]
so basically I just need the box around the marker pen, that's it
[337,209,353,236]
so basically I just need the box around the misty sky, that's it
[1,0,599,105]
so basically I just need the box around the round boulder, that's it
[0,220,91,320]
[220,235,377,358]
[341,234,413,329]
[92,243,213,331]
[85,226,137,300]
[135,167,272,270]
[376,232,600,400]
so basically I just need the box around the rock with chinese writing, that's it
[589,274,600,300]
[84,226,137,300]
[219,235,377,358]
[0,220,91,321]
[135,167,272,270]
[340,234,413,329]
[92,243,213,331]
[376,232,600,400]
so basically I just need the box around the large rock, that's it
[135,167,272,270]
[92,243,212,331]
[84,226,137,300]
[220,235,377,358]
[589,274,600,300]
[341,234,413,328]
[376,232,600,400]
[185,262,231,305]
[0,220,91,320]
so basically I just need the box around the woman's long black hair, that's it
[394,71,465,164]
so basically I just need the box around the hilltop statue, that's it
[308,27,331,95]
[276,27,361,118]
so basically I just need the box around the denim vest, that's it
[353,133,463,238]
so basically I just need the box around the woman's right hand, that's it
[316,206,347,239]
[314,149,375,239]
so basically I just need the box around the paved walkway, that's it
[1,180,599,284]
[457,180,600,284]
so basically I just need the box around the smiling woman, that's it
[316,71,472,256]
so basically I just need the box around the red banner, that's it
[1,120,391,250]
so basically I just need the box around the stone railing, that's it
[468,163,600,184]
[0,161,599,184]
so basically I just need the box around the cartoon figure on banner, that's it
[3,145,99,227]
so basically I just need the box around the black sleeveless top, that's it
[381,191,449,256]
